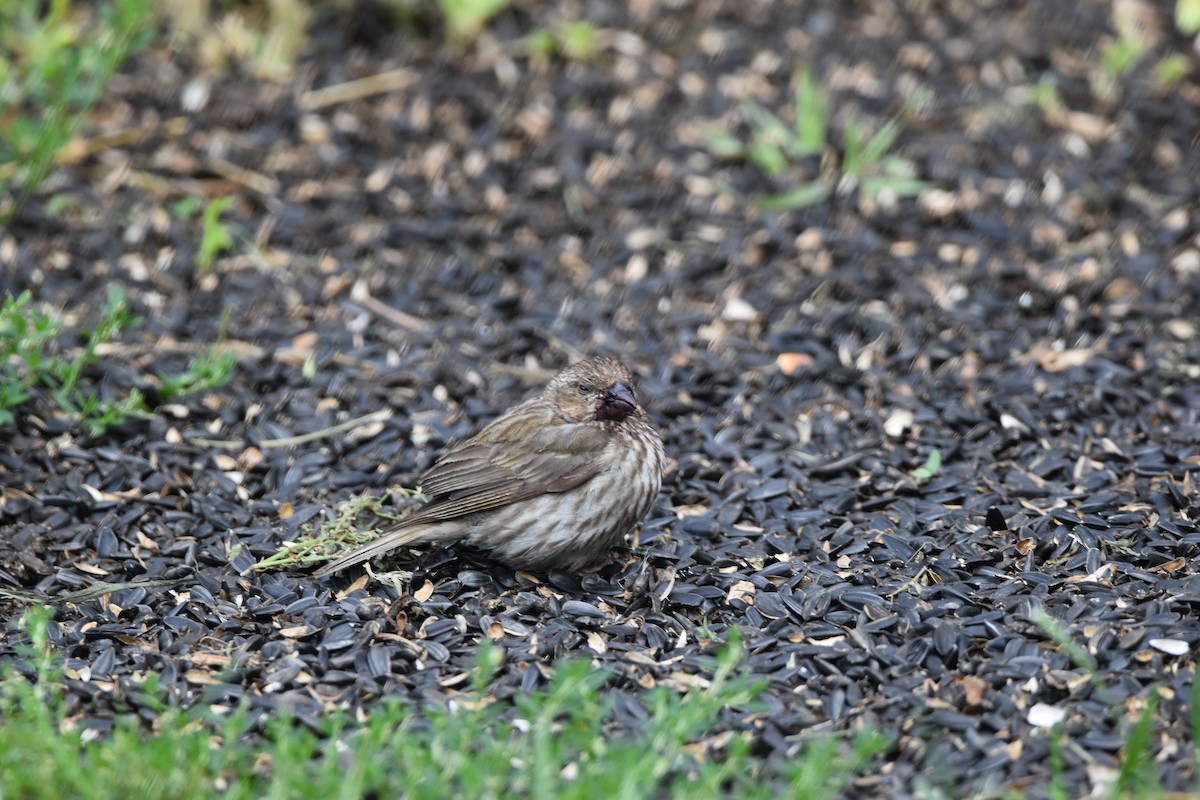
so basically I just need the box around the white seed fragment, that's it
[1027,703,1066,727]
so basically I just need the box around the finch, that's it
[313,356,665,576]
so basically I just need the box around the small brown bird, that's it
[314,356,665,576]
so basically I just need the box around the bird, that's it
[313,356,665,577]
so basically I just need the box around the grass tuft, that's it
[1030,610,1184,797]
[0,618,888,799]
[0,284,235,436]
[704,68,931,211]
[0,0,154,220]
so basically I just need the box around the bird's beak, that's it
[596,381,637,421]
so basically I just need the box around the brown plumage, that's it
[313,356,665,577]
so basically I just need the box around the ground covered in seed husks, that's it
[4,0,1200,796]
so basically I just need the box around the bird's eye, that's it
[576,383,593,395]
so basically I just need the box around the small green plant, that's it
[1180,0,1200,34]
[1030,610,1179,797]
[169,195,201,220]
[157,347,235,400]
[0,626,888,799]
[1031,610,1100,676]
[12,604,57,684]
[839,117,928,201]
[439,0,510,47]
[0,291,59,422]
[1029,76,1062,115]
[705,69,826,181]
[1047,725,1068,800]
[704,69,930,211]
[559,21,598,61]
[1153,53,1191,89]
[526,20,600,63]
[910,448,942,483]
[157,311,235,400]
[1114,689,1162,796]
[1100,35,1145,81]
[41,284,149,435]
[43,192,82,217]
[1097,0,1195,96]
[0,285,236,436]
[198,196,236,271]
[0,284,149,434]
[526,28,557,60]
[1101,0,1156,80]
[0,0,155,220]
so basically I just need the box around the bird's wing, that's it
[408,423,607,523]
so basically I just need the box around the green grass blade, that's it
[755,183,829,211]
[1114,688,1161,795]
[793,68,828,155]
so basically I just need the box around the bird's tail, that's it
[311,523,435,578]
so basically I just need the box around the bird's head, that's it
[547,356,643,424]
